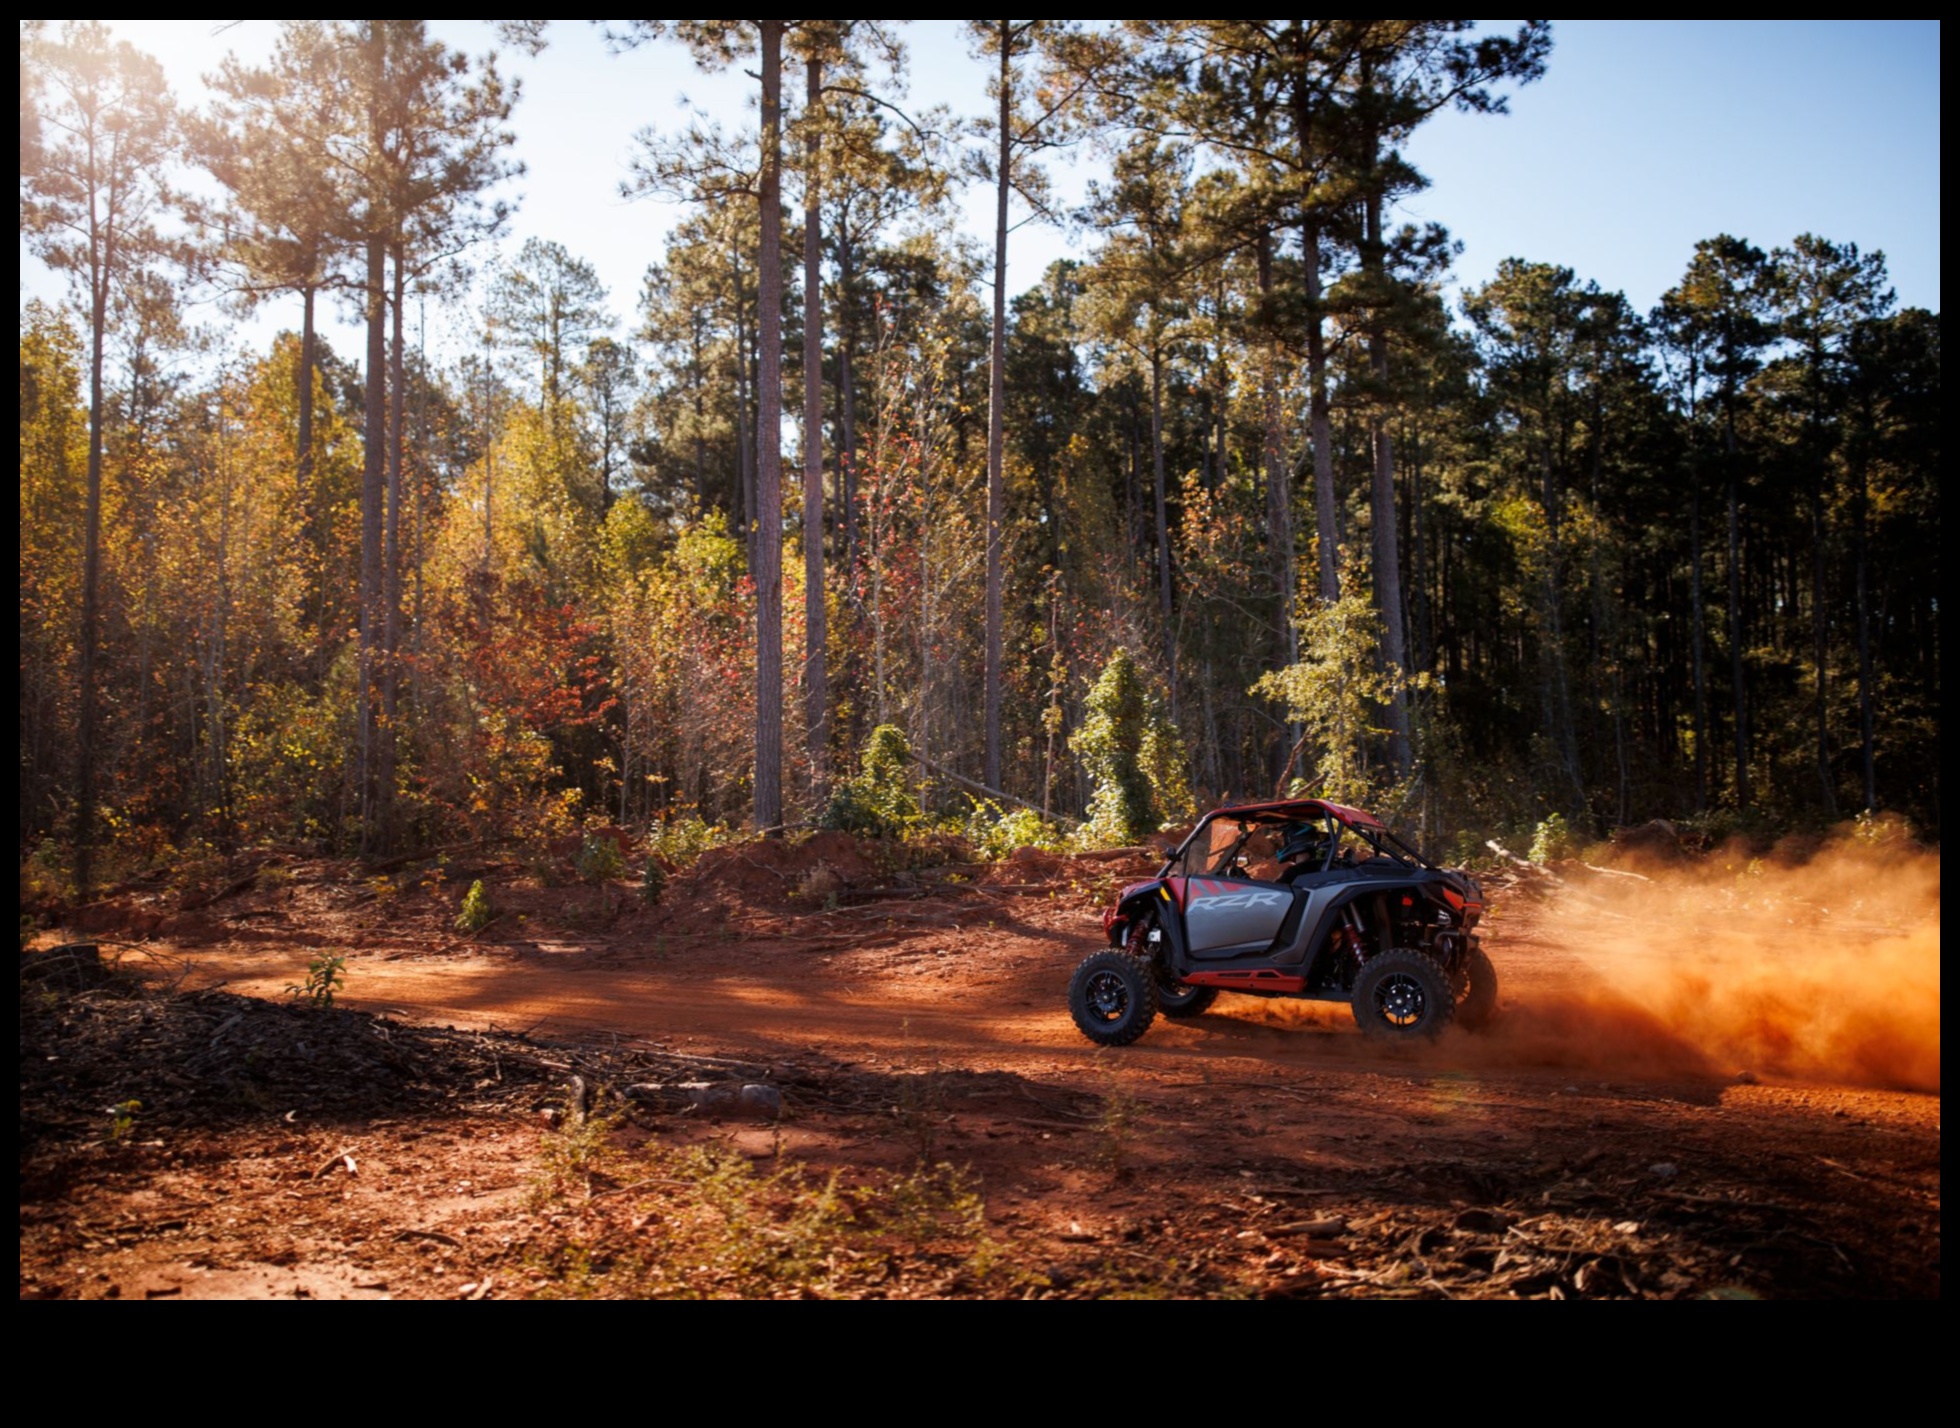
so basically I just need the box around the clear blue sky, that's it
[23,20,1942,363]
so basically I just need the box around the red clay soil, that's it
[19,837,1942,1299]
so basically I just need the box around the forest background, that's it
[18,19,1943,898]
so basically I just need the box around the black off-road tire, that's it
[1126,916,1216,1019]
[1156,971,1218,1019]
[1352,948,1455,1041]
[1454,944,1499,1032]
[1068,950,1160,1047]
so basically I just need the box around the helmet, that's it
[1277,821,1328,868]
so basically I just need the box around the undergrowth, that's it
[524,1136,1005,1299]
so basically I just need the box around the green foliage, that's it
[1094,1066,1144,1178]
[962,799,1068,860]
[18,838,71,908]
[645,812,737,870]
[525,1137,1002,1300]
[1851,810,1915,846]
[454,880,494,933]
[1529,812,1581,864]
[1072,649,1185,846]
[576,833,625,883]
[287,953,345,1009]
[821,724,922,839]
[530,1088,626,1206]
[104,1098,142,1145]
[1253,581,1401,809]
[640,857,668,906]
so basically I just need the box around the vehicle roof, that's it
[1199,798,1384,830]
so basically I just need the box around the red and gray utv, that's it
[1069,798,1494,1046]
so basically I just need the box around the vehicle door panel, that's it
[1181,877,1295,958]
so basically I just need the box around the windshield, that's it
[1178,818,1278,878]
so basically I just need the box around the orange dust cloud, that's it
[1488,827,1940,1093]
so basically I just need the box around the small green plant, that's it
[1094,1062,1144,1177]
[530,1085,626,1206]
[795,861,844,906]
[820,724,922,838]
[640,858,667,905]
[287,953,345,1009]
[893,1066,948,1165]
[577,833,625,883]
[1529,812,1581,864]
[104,1098,142,1144]
[455,879,494,933]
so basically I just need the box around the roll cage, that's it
[1159,798,1437,882]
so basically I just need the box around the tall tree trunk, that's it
[74,260,110,895]
[1304,237,1339,603]
[688,321,707,513]
[1539,440,1583,809]
[838,246,860,578]
[802,53,828,802]
[480,340,495,576]
[359,229,387,853]
[1150,352,1175,706]
[379,241,407,842]
[1725,406,1749,809]
[983,22,1010,792]
[1410,421,1431,675]
[1689,474,1709,813]
[1257,232,1297,673]
[733,240,753,566]
[1854,454,1876,811]
[297,280,322,674]
[356,21,388,853]
[1363,189,1410,776]
[752,21,785,834]
[1810,463,1835,814]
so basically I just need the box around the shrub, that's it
[576,833,625,883]
[640,858,667,906]
[821,724,922,839]
[1529,812,1581,864]
[455,879,495,933]
[1072,650,1186,846]
[963,800,1067,861]
[645,812,737,869]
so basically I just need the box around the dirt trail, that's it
[20,842,1942,1299]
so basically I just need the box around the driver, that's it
[1275,821,1330,880]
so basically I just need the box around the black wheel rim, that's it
[1373,972,1428,1028]
[1085,969,1130,1023]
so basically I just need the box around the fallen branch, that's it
[313,1149,358,1180]
[1486,840,1567,886]
[1580,862,1652,882]
[907,752,1083,827]
[179,871,261,912]
[363,836,511,874]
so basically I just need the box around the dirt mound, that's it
[673,831,884,910]
[1607,819,1689,865]
[980,845,1067,884]
[18,986,563,1160]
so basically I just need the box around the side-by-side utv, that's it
[1069,798,1494,1046]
